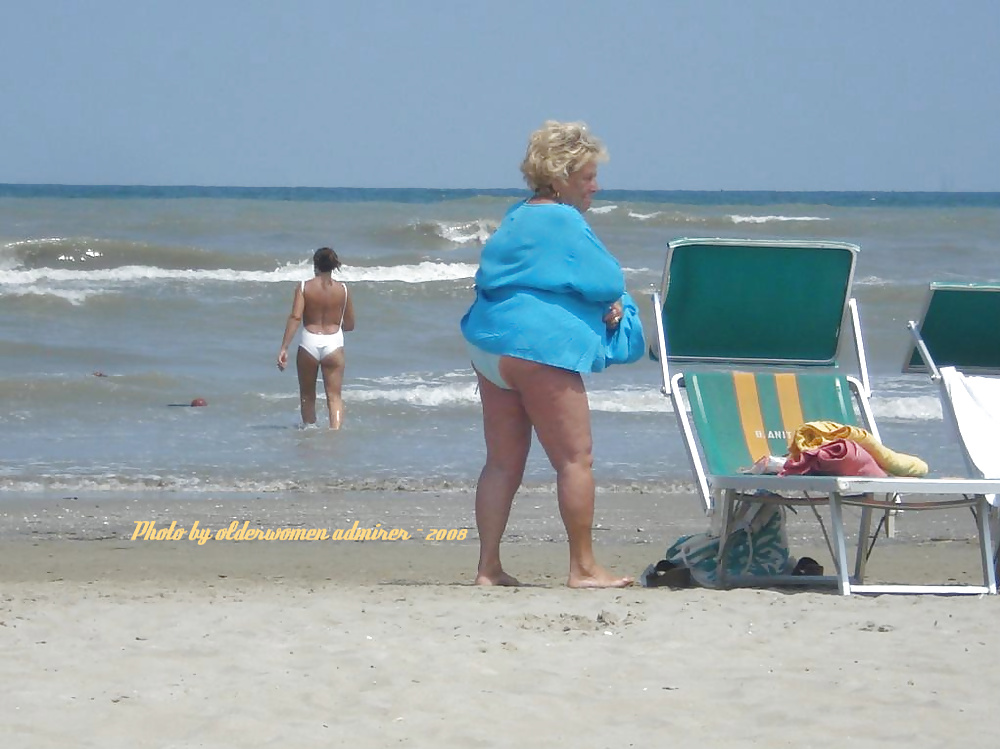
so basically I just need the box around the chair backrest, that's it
[687,371,861,475]
[660,238,860,366]
[904,282,1000,482]
[904,282,1000,376]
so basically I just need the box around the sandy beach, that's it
[1,490,997,749]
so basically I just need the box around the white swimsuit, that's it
[298,281,348,361]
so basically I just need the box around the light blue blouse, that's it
[460,200,625,373]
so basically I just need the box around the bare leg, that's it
[296,347,320,425]
[502,358,632,589]
[319,349,346,429]
[473,369,531,586]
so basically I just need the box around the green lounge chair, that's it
[651,239,998,595]
[905,282,1000,377]
[904,282,1000,576]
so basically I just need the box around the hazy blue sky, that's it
[2,1,997,191]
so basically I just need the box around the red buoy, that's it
[190,398,208,407]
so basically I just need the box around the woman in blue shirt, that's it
[461,121,634,588]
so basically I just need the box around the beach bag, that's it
[604,292,645,366]
[662,502,792,588]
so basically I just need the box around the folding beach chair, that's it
[905,282,1000,571]
[651,239,998,595]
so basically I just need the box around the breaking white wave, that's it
[428,218,498,245]
[342,382,673,413]
[869,395,942,421]
[350,383,480,408]
[853,275,891,287]
[0,261,479,293]
[340,261,477,283]
[729,215,831,224]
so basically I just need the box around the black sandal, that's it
[641,559,693,588]
[791,556,824,576]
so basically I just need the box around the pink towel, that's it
[779,438,888,478]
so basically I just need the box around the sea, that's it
[2,185,998,500]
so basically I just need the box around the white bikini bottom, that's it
[299,327,344,361]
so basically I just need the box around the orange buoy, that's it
[190,398,208,407]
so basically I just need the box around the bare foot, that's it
[475,570,520,586]
[567,569,634,589]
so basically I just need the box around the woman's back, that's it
[301,276,348,333]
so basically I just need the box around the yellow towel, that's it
[788,420,929,478]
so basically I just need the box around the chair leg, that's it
[854,504,874,583]
[976,497,998,594]
[715,490,737,589]
[991,507,1000,575]
[881,492,901,538]
[828,494,852,595]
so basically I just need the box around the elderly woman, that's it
[277,247,355,429]
[460,120,636,588]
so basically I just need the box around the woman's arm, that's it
[277,284,305,371]
[341,284,356,332]
[564,222,626,303]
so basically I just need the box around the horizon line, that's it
[3,183,999,195]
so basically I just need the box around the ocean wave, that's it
[0,284,97,304]
[362,372,469,387]
[853,275,892,287]
[729,215,831,224]
[623,266,653,278]
[344,383,673,413]
[350,383,479,408]
[0,260,478,291]
[344,261,477,283]
[869,395,942,420]
[439,220,493,245]
[256,378,677,413]
[589,205,618,214]
[590,209,710,227]
[626,210,662,221]
[2,236,258,272]
[588,388,672,413]
[423,218,498,245]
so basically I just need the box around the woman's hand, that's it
[277,348,288,371]
[603,301,623,330]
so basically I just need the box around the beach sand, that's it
[1,490,997,748]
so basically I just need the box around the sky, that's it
[2,1,998,191]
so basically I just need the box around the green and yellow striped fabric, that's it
[686,371,858,475]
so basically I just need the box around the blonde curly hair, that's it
[519,120,608,195]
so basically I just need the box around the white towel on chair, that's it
[940,366,1000,506]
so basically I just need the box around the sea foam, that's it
[0,261,479,289]
[729,214,831,224]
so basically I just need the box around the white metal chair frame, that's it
[651,241,998,595]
